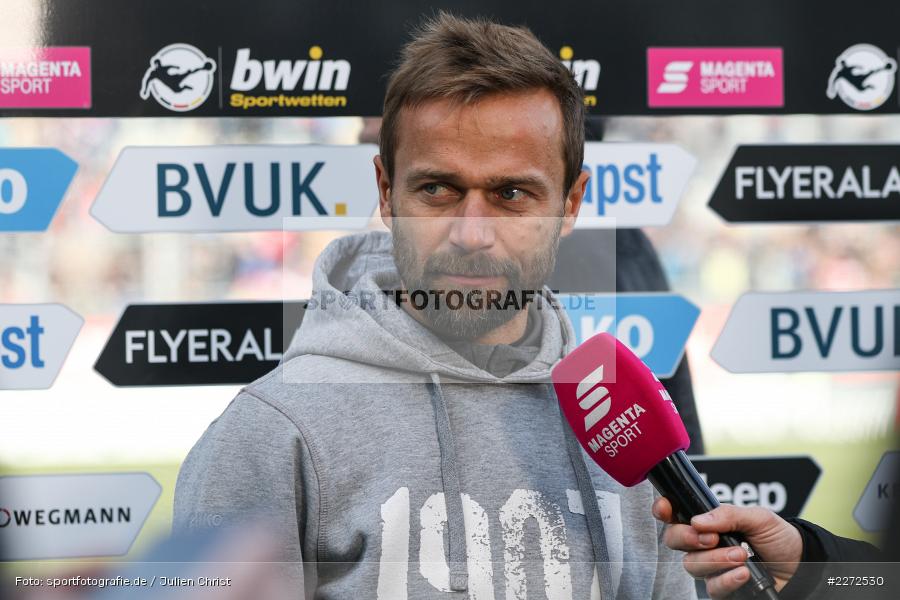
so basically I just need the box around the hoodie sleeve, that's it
[777,518,887,600]
[173,391,322,582]
[652,514,700,600]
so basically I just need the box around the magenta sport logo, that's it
[647,47,784,108]
[0,47,91,109]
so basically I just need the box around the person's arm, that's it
[652,498,885,599]
[777,517,884,600]
[174,391,322,592]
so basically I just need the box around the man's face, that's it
[375,89,587,340]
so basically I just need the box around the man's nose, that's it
[447,192,497,252]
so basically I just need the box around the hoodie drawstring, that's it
[425,374,616,597]
[550,384,619,600]
[427,372,469,593]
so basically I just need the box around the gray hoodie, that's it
[173,231,696,600]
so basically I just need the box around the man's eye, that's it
[423,183,446,195]
[498,188,526,201]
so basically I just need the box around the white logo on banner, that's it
[576,143,695,228]
[0,304,82,390]
[712,290,900,373]
[0,473,161,560]
[91,144,379,232]
[140,43,217,112]
[657,61,693,94]
[826,44,897,111]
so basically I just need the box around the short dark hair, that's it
[380,12,586,193]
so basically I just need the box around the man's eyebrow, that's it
[483,175,551,195]
[404,169,461,187]
[404,169,552,194]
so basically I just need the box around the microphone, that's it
[551,332,780,600]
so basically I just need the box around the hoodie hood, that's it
[283,230,575,383]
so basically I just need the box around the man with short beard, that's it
[390,208,561,353]
[175,13,697,599]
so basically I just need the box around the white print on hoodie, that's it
[377,487,624,600]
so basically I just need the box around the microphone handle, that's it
[648,451,780,600]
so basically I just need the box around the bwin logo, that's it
[578,364,611,431]
[559,46,600,91]
[231,46,351,92]
[657,61,693,94]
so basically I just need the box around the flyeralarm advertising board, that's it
[709,145,900,223]
[95,302,305,386]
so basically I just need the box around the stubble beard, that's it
[390,215,562,341]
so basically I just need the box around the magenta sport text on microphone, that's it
[551,331,689,488]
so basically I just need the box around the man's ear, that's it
[374,155,393,229]
[560,167,589,237]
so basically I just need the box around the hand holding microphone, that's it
[551,332,782,600]
[652,497,803,598]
